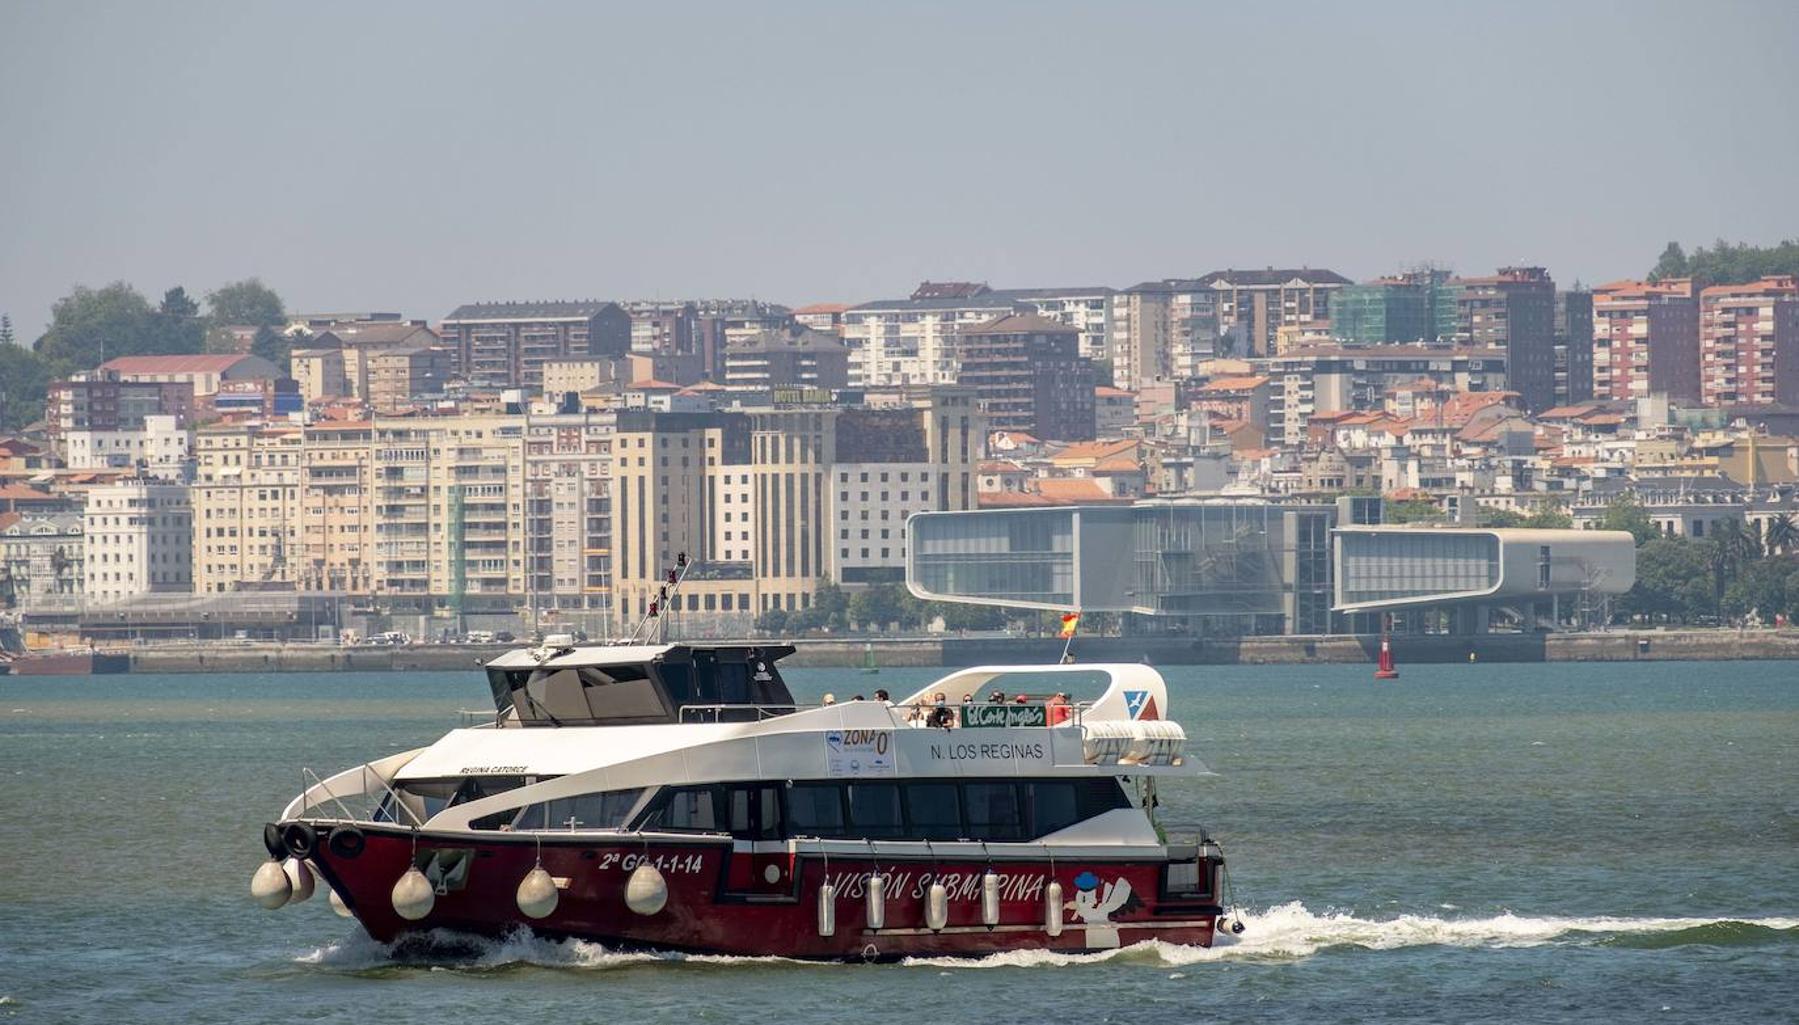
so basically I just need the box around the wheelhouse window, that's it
[786,783,848,837]
[508,787,645,831]
[963,782,1026,841]
[904,782,963,841]
[846,783,904,839]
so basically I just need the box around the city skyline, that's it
[4,1,1798,335]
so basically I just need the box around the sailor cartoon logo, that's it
[1065,871,1139,948]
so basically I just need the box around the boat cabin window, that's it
[484,646,796,726]
[511,788,646,831]
[626,778,1130,843]
[381,776,528,824]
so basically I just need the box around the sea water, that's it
[0,661,1794,1024]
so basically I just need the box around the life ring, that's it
[281,822,318,859]
[326,825,366,860]
[262,822,286,859]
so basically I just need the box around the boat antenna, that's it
[625,552,693,645]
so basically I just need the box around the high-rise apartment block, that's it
[440,301,631,390]
[1111,280,1221,391]
[842,294,1025,387]
[1554,290,1595,406]
[1455,267,1557,412]
[1200,268,1350,357]
[1699,276,1799,407]
[1331,270,1458,346]
[1591,279,1700,402]
[956,314,1096,441]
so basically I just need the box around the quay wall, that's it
[94,630,1799,675]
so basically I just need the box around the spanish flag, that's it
[1059,612,1080,638]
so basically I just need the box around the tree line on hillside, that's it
[0,279,290,430]
[1649,238,1799,289]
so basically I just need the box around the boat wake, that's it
[294,902,1798,972]
[901,903,1799,967]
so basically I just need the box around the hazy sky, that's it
[3,1,1796,335]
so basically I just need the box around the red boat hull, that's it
[299,825,1221,959]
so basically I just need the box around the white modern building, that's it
[842,294,1026,387]
[81,480,194,606]
[62,414,192,478]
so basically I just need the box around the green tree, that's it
[1523,507,1574,529]
[1765,513,1799,556]
[250,324,292,368]
[812,580,850,631]
[0,314,14,347]
[1597,494,1659,546]
[1383,499,1443,524]
[1721,556,1799,625]
[1649,241,1688,282]
[205,278,286,328]
[849,583,905,630]
[159,287,199,319]
[1482,507,1527,527]
[1617,538,1711,623]
[1649,238,1799,290]
[754,607,789,635]
[0,342,52,430]
[34,282,158,373]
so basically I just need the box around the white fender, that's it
[390,866,435,921]
[250,859,292,909]
[981,871,1001,927]
[282,858,315,904]
[327,885,354,918]
[1044,881,1065,937]
[925,881,948,931]
[865,874,886,931]
[625,863,668,916]
[516,866,559,920]
[817,882,836,937]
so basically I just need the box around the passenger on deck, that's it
[1048,692,1072,725]
[928,692,957,729]
[875,689,891,705]
[1013,693,1028,704]
[822,693,836,706]
[988,690,1007,703]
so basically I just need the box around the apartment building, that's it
[1331,270,1458,345]
[46,378,197,441]
[792,303,851,335]
[290,348,349,403]
[1200,268,1351,357]
[522,412,615,625]
[364,346,451,412]
[1256,347,1508,447]
[1591,279,1700,402]
[1699,276,1799,407]
[842,293,1026,387]
[0,512,84,611]
[984,286,1115,363]
[81,479,193,605]
[311,322,442,401]
[1455,267,1557,413]
[956,314,1096,441]
[1555,290,1595,406]
[192,423,302,593]
[722,330,851,392]
[440,301,631,389]
[62,414,191,477]
[1111,280,1222,391]
[93,353,280,397]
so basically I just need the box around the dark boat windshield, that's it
[484,645,796,726]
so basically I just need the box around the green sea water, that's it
[1,660,1794,1024]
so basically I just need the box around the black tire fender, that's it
[262,822,286,859]
[281,821,317,859]
[326,825,366,860]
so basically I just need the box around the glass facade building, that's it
[909,504,1636,637]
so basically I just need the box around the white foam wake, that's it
[901,902,1799,968]
[294,903,1799,972]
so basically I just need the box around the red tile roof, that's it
[98,354,264,374]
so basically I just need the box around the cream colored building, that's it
[290,349,349,403]
[192,423,303,593]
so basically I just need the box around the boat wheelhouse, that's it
[254,642,1231,959]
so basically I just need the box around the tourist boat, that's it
[252,640,1232,959]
